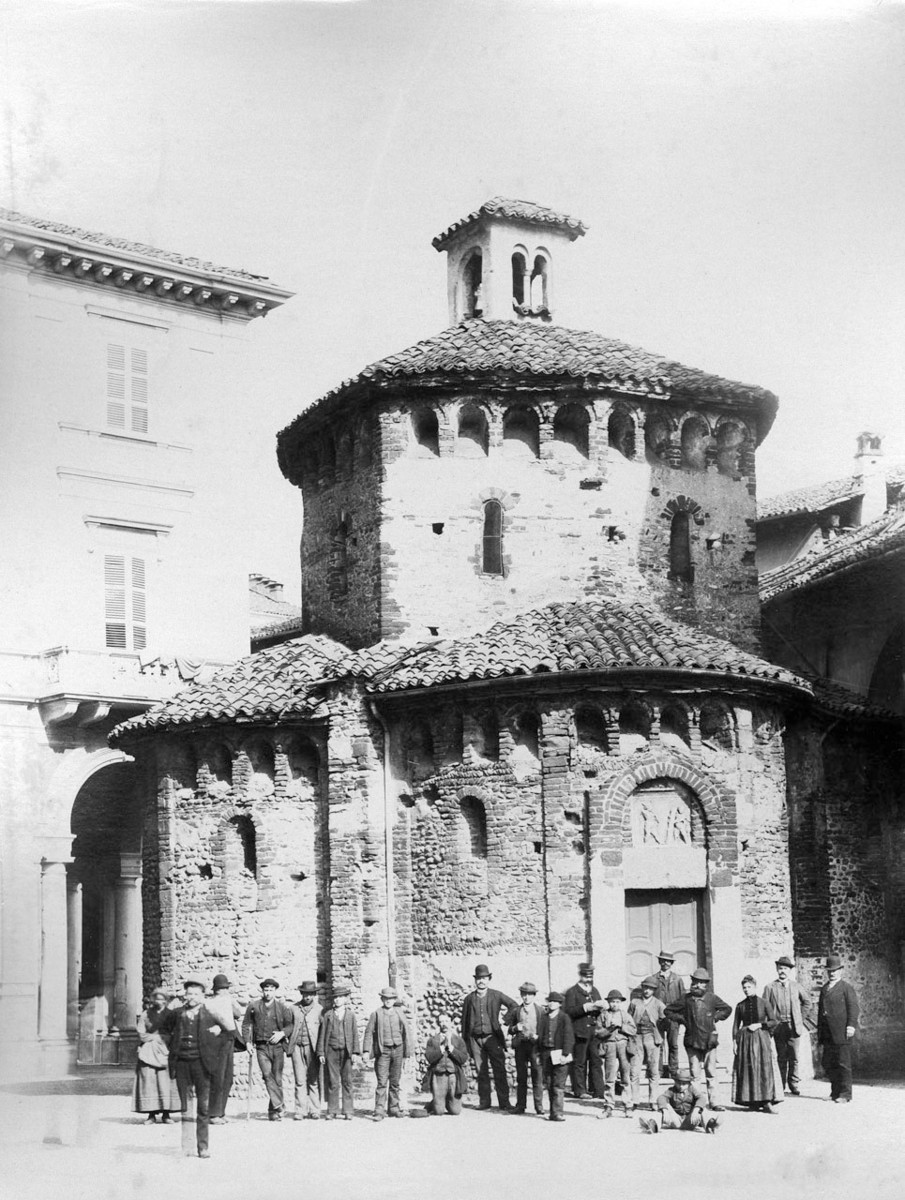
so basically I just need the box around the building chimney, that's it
[854,431,886,524]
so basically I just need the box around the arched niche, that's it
[502,406,540,457]
[458,403,489,456]
[243,737,275,798]
[699,699,736,751]
[645,413,672,462]
[284,735,320,799]
[202,742,233,795]
[659,703,691,751]
[411,407,440,457]
[462,249,483,318]
[457,795,488,859]
[608,407,636,460]
[509,710,540,781]
[406,720,435,782]
[680,416,710,470]
[716,422,746,476]
[552,403,590,460]
[619,699,651,754]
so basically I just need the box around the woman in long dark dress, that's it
[133,988,180,1123]
[732,975,782,1113]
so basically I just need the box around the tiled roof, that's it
[279,320,778,444]
[806,675,899,721]
[432,197,588,250]
[0,207,269,284]
[759,462,905,521]
[368,598,805,694]
[760,509,905,602]
[112,635,352,736]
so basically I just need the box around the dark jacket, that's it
[425,1031,469,1096]
[316,1007,361,1057]
[363,1006,411,1057]
[762,979,815,1037]
[817,980,860,1046]
[666,990,732,1051]
[563,983,603,1040]
[165,1004,227,1075]
[460,988,518,1041]
[505,1001,546,1046]
[536,1010,575,1057]
[287,1000,323,1054]
[732,995,777,1041]
[241,997,295,1046]
[654,970,686,1010]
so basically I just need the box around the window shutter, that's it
[130,348,149,433]
[131,557,147,649]
[106,344,126,428]
[104,554,127,648]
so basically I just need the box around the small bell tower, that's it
[432,197,587,325]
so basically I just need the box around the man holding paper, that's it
[537,992,575,1122]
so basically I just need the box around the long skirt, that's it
[732,1029,783,1106]
[133,1062,181,1113]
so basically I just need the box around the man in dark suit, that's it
[287,980,323,1119]
[763,955,815,1096]
[241,978,295,1121]
[363,986,411,1119]
[166,977,229,1158]
[506,981,546,1115]
[563,962,604,1098]
[317,986,361,1119]
[817,954,860,1103]
[537,992,575,1122]
[460,963,517,1110]
[653,950,686,1079]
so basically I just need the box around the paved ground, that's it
[1,1073,903,1200]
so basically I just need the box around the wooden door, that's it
[625,889,705,989]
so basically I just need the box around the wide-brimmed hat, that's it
[825,955,843,971]
[690,968,710,983]
[333,986,351,998]
[183,978,205,990]
[212,974,232,990]
[298,981,318,994]
[606,989,626,1001]
[640,975,659,989]
[657,950,675,963]
[260,977,280,989]
[474,964,492,978]
[775,956,794,969]
[674,1069,691,1083]
[519,982,538,994]
[380,987,398,1000]
[546,991,564,1004]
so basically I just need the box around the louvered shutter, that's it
[130,348,149,433]
[104,555,127,647]
[131,557,147,649]
[106,344,126,428]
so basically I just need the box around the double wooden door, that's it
[624,888,705,989]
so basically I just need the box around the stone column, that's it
[112,852,142,1033]
[38,859,70,1042]
[66,869,82,1040]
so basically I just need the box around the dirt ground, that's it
[1,1071,902,1200]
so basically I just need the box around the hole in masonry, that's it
[198,863,213,880]
[432,523,444,534]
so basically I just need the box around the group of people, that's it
[133,952,860,1156]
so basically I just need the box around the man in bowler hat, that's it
[563,962,605,1098]
[460,964,517,1110]
[204,973,244,1124]
[241,978,295,1121]
[653,950,686,1079]
[506,982,546,1115]
[166,978,228,1158]
[665,967,731,1110]
[817,955,859,1103]
[364,986,411,1119]
[287,980,323,1119]
[762,955,815,1096]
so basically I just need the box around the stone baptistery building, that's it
[114,200,903,1069]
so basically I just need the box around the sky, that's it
[3,0,904,603]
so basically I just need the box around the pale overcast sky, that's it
[3,0,904,602]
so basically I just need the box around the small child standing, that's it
[596,989,637,1118]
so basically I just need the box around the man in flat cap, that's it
[641,1067,722,1134]
[563,962,605,1099]
[166,978,228,1158]
[665,967,731,1110]
[629,975,667,1108]
[762,955,815,1097]
[287,981,323,1119]
[241,978,295,1121]
[460,964,518,1110]
[424,1012,469,1116]
[506,982,545,1115]
[317,986,361,1119]
[653,950,686,1080]
[537,992,575,1122]
[364,986,412,1119]
[816,955,859,1103]
[204,974,244,1124]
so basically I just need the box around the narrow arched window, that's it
[459,796,488,859]
[463,250,483,318]
[530,255,548,311]
[231,815,257,877]
[669,512,694,583]
[512,251,527,306]
[482,500,504,575]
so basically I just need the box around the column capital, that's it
[119,851,142,882]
